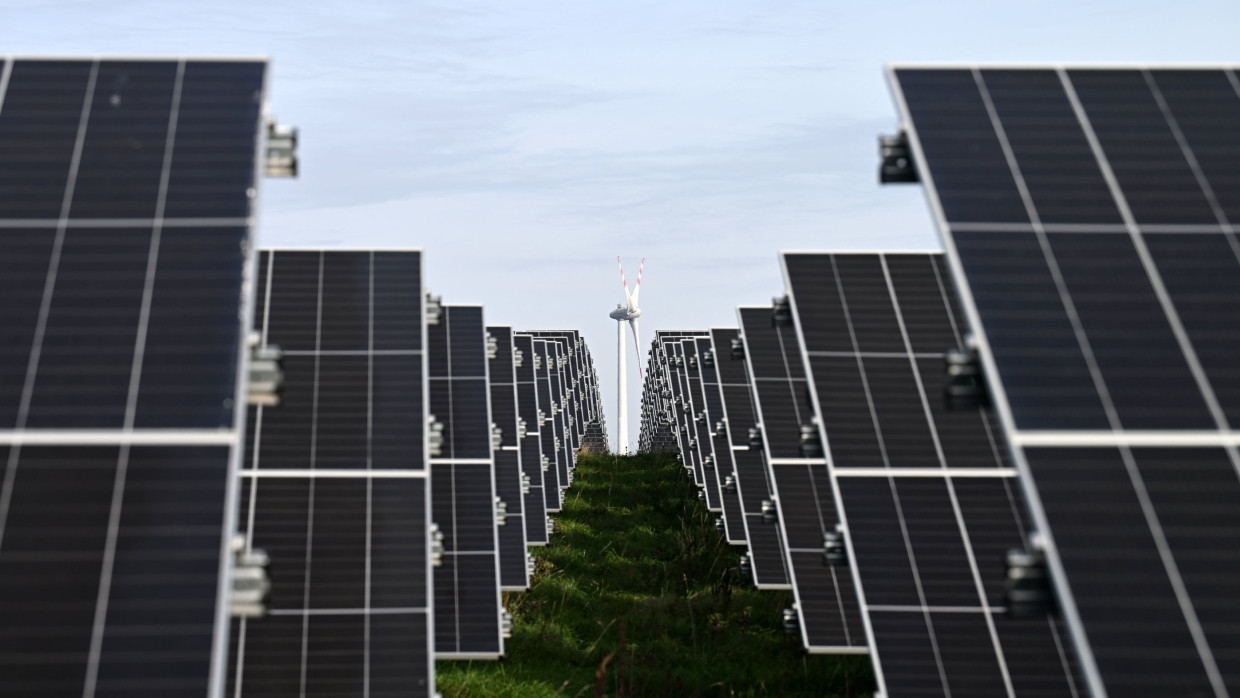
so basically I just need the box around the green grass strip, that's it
[437,452,874,697]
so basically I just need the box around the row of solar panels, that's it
[640,65,1240,698]
[0,57,606,697]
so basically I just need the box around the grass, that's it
[436,452,874,697]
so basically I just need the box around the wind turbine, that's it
[608,257,643,455]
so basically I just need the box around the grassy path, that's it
[436,453,873,697]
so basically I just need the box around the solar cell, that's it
[0,57,266,697]
[230,249,434,697]
[890,65,1240,696]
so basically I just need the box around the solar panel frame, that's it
[0,57,268,698]
[888,65,1240,697]
[230,248,435,697]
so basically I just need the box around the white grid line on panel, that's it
[0,58,13,114]
[0,430,240,445]
[242,470,429,479]
[867,604,1005,614]
[283,349,421,356]
[82,445,133,698]
[298,251,325,698]
[832,467,1018,478]
[945,221,1238,234]
[232,617,247,697]
[268,607,429,616]
[122,60,184,430]
[0,216,253,227]
[364,252,373,698]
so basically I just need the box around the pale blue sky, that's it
[4,1,1237,448]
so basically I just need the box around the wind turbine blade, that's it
[629,318,643,380]
[617,256,632,307]
[631,258,644,306]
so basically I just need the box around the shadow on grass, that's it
[437,452,874,697]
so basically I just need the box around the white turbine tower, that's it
[608,257,643,454]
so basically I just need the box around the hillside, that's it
[437,452,873,697]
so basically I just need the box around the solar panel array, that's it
[11,52,1235,698]
[0,55,606,698]
[640,64,1240,698]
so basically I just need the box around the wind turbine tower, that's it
[608,257,643,454]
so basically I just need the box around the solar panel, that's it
[487,326,530,590]
[0,57,266,697]
[512,334,549,546]
[531,340,563,513]
[707,323,790,589]
[640,336,687,455]
[667,342,705,488]
[783,251,1084,693]
[428,304,503,659]
[687,337,724,513]
[651,333,700,479]
[889,65,1240,695]
[704,330,748,545]
[230,249,434,697]
[526,331,589,454]
[548,334,586,449]
[545,341,574,488]
[737,303,867,654]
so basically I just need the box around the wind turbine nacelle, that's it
[609,307,640,321]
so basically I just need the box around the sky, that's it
[4,0,1238,450]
